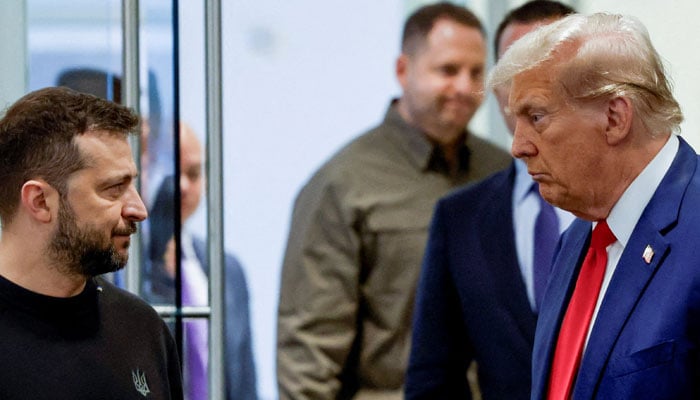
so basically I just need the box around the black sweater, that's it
[0,275,183,399]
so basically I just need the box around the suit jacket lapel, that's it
[572,138,696,398]
[572,218,669,398]
[192,238,211,275]
[532,220,590,397]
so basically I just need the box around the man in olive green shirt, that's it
[276,3,511,399]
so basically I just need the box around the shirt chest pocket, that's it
[359,208,431,290]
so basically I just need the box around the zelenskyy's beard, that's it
[48,201,137,277]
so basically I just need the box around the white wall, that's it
[0,1,27,110]
[220,2,403,398]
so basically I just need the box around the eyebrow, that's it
[512,102,533,116]
[100,172,137,187]
[512,92,549,114]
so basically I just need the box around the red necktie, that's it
[547,220,616,399]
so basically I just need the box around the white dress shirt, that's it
[585,134,679,347]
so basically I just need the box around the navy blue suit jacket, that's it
[144,175,258,400]
[406,163,537,399]
[532,138,700,399]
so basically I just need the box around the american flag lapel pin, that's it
[642,245,654,264]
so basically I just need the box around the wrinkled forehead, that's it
[493,42,583,110]
[74,129,133,164]
[507,59,579,117]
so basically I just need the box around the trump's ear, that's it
[20,180,57,223]
[605,96,633,145]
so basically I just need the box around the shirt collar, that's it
[607,135,679,245]
[180,229,197,260]
[384,99,471,174]
[514,158,535,204]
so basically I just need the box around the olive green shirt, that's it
[277,101,511,400]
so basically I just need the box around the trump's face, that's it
[509,63,611,220]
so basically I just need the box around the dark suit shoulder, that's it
[192,238,248,284]
[440,163,515,208]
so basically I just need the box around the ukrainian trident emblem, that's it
[132,369,151,397]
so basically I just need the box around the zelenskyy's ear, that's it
[20,180,58,223]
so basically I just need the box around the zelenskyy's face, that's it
[398,19,486,144]
[509,64,609,218]
[53,131,147,276]
[50,197,136,276]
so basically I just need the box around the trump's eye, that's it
[530,113,544,123]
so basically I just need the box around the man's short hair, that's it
[401,2,484,56]
[494,0,575,59]
[0,86,139,224]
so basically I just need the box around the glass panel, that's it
[26,0,171,296]
[178,1,259,398]
[25,2,217,398]
[140,0,176,213]
[140,0,177,304]
[139,2,215,399]
[27,0,122,98]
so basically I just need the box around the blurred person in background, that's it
[145,123,257,400]
[276,3,511,399]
